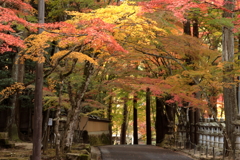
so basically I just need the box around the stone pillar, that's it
[198,125,202,146]
[232,120,240,151]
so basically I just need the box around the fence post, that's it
[223,146,225,160]
[213,147,215,160]
[234,149,236,160]
[206,145,208,158]
[194,145,196,154]
[199,145,201,157]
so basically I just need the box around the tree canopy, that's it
[1,0,240,157]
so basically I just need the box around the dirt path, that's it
[15,142,33,150]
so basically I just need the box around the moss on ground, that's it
[89,133,111,146]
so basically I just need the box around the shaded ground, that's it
[0,142,97,160]
[0,143,60,160]
[99,145,195,160]
[0,143,32,160]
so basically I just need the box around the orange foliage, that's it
[0,0,35,53]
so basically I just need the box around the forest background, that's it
[1,0,240,159]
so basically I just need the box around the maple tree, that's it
[19,1,172,151]
[0,0,38,143]
[0,0,158,155]
[0,0,34,101]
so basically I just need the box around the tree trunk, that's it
[192,17,200,145]
[62,62,94,152]
[165,103,175,128]
[54,81,62,158]
[155,97,167,145]
[194,108,200,145]
[120,98,128,145]
[6,52,19,139]
[146,88,151,145]
[133,94,138,144]
[17,60,25,138]
[189,108,195,145]
[238,35,240,114]
[108,96,113,144]
[32,0,44,159]
[42,109,50,153]
[183,19,191,36]
[192,18,199,38]
[7,45,25,140]
[222,0,237,150]
[32,62,44,159]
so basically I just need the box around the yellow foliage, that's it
[66,2,141,24]
[46,78,57,93]
[22,1,167,69]
[0,83,25,101]
[51,50,98,65]
[58,36,86,48]
[21,31,54,63]
[66,1,166,46]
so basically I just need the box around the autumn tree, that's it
[0,0,37,141]
[23,2,145,152]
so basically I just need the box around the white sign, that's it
[48,118,53,126]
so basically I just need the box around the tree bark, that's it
[32,63,43,159]
[32,0,44,159]
[108,96,113,144]
[238,35,240,114]
[192,18,199,38]
[194,108,200,145]
[155,97,167,145]
[120,98,128,144]
[6,52,19,139]
[133,94,138,144]
[189,108,195,145]
[192,17,200,145]
[222,0,237,150]
[54,81,62,158]
[146,88,152,145]
[183,19,191,36]
[42,109,50,153]
[6,44,25,140]
[62,62,94,152]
